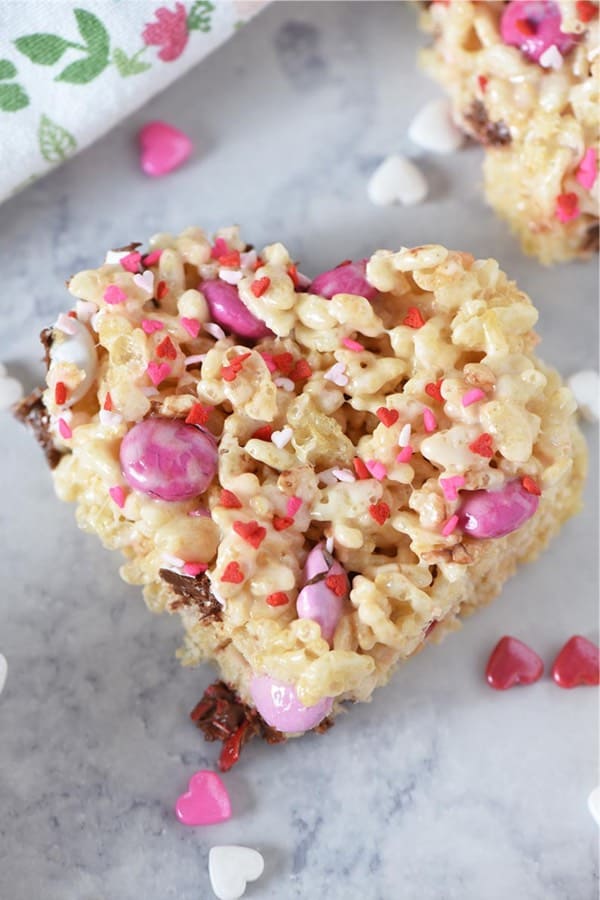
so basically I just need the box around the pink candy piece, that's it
[138,121,193,177]
[58,417,72,439]
[182,562,208,576]
[199,279,272,341]
[141,318,164,334]
[143,249,163,266]
[576,147,598,191]
[365,459,387,481]
[120,417,217,501]
[175,770,231,826]
[296,543,348,644]
[309,259,378,301]
[342,338,365,352]
[120,252,142,273]
[250,675,333,733]
[109,485,126,509]
[423,408,437,433]
[500,1,578,62]
[462,388,486,407]
[456,479,539,539]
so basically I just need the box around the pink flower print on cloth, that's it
[143,3,189,62]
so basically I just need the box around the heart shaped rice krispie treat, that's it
[16,227,586,767]
[420,0,599,264]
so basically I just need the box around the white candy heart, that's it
[408,97,464,154]
[367,154,427,207]
[133,270,155,295]
[208,846,264,900]
[588,787,600,826]
[568,370,599,422]
[271,426,293,449]
[539,44,563,70]
[0,368,23,411]
[0,653,7,696]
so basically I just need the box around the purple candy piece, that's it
[456,479,540,539]
[500,1,578,62]
[297,543,348,644]
[120,417,217,501]
[200,279,272,340]
[250,675,333,732]
[309,259,378,301]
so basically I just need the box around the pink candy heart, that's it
[138,121,193,178]
[175,770,231,826]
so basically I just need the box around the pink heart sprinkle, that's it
[175,770,231,826]
[462,388,486,407]
[182,562,208,576]
[141,318,164,335]
[576,147,597,191]
[440,474,466,501]
[211,237,229,259]
[423,408,437,433]
[181,317,201,338]
[287,496,303,517]
[143,249,163,266]
[365,459,387,481]
[120,252,142,273]
[146,361,172,386]
[139,121,193,178]
[58,417,72,439]
[396,445,413,463]
[109,485,126,509]
[104,284,127,305]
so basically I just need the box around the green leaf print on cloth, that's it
[14,34,74,66]
[38,115,77,163]
[187,1,215,32]
[0,59,29,112]
[15,9,110,85]
[112,48,151,77]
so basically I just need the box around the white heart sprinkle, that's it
[0,372,23,410]
[0,653,7,696]
[367,154,428,207]
[133,270,154,295]
[219,269,242,285]
[588,787,600,826]
[568,370,599,422]
[324,362,349,387]
[208,846,264,900]
[408,97,464,154]
[539,44,563,69]
[271,426,293,449]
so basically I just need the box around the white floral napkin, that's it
[0,0,265,204]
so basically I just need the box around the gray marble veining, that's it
[0,3,598,899]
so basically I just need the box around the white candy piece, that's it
[367,154,428,207]
[539,44,563,69]
[271,426,293,449]
[588,787,600,826]
[50,318,98,406]
[408,97,464,154]
[0,369,23,411]
[0,653,6,696]
[568,370,599,422]
[133,270,154,295]
[208,846,264,900]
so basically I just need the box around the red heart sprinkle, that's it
[469,433,494,457]
[376,407,399,427]
[576,0,597,22]
[252,425,273,441]
[185,403,212,426]
[425,379,444,403]
[266,591,289,607]
[521,475,541,496]
[325,574,347,597]
[551,635,599,688]
[221,562,244,584]
[368,501,390,526]
[233,520,266,549]
[220,489,242,509]
[273,515,294,531]
[156,335,177,359]
[103,392,113,411]
[291,359,312,380]
[273,352,294,375]
[403,307,426,329]
[353,458,370,480]
[485,636,544,690]
[218,250,241,268]
[251,276,271,297]
[156,280,169,300]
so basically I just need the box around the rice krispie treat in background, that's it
[420,1,599,264]
[16,226,586,766]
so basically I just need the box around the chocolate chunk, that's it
[190,681,290,771]
[13,387,63,469]
[464,100,512,146]
[40,326,54,369]
[159,569,223,621]
[582,223,599,253]
[112,241,142,253]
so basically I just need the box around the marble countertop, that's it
[1,3,598,898]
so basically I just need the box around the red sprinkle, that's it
[220,489,242,509]
[403,307,426,329]
[287,263,300,287]
[376,407,399,427]
[156,335,177,359]
[103,392,113,411]
[185,403,212,426]
[425,379,444,403]
[252,425,274,441]
[266,591,289,607]
[273,515,294,531]
[368,501,390,526]
[521,475,541,496]
[251,257,265,271]
[273,352,294,375]
[353,457,370,480]
[221,352,251,382]
[156,280,169,300]
[218,250,241,268]
[54,382,67,405]
[325,574,347,597]
[576,0,597,22]
[335,259,352,268]
[469,433,494,457]
[515,17,536,35]
[219,722,249,772]
[233,520,267,549]
[221,561,244,584]
[251,277,271,298]
[555,192,580,223]
[291,358,312,380]
[477,74,488,93]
